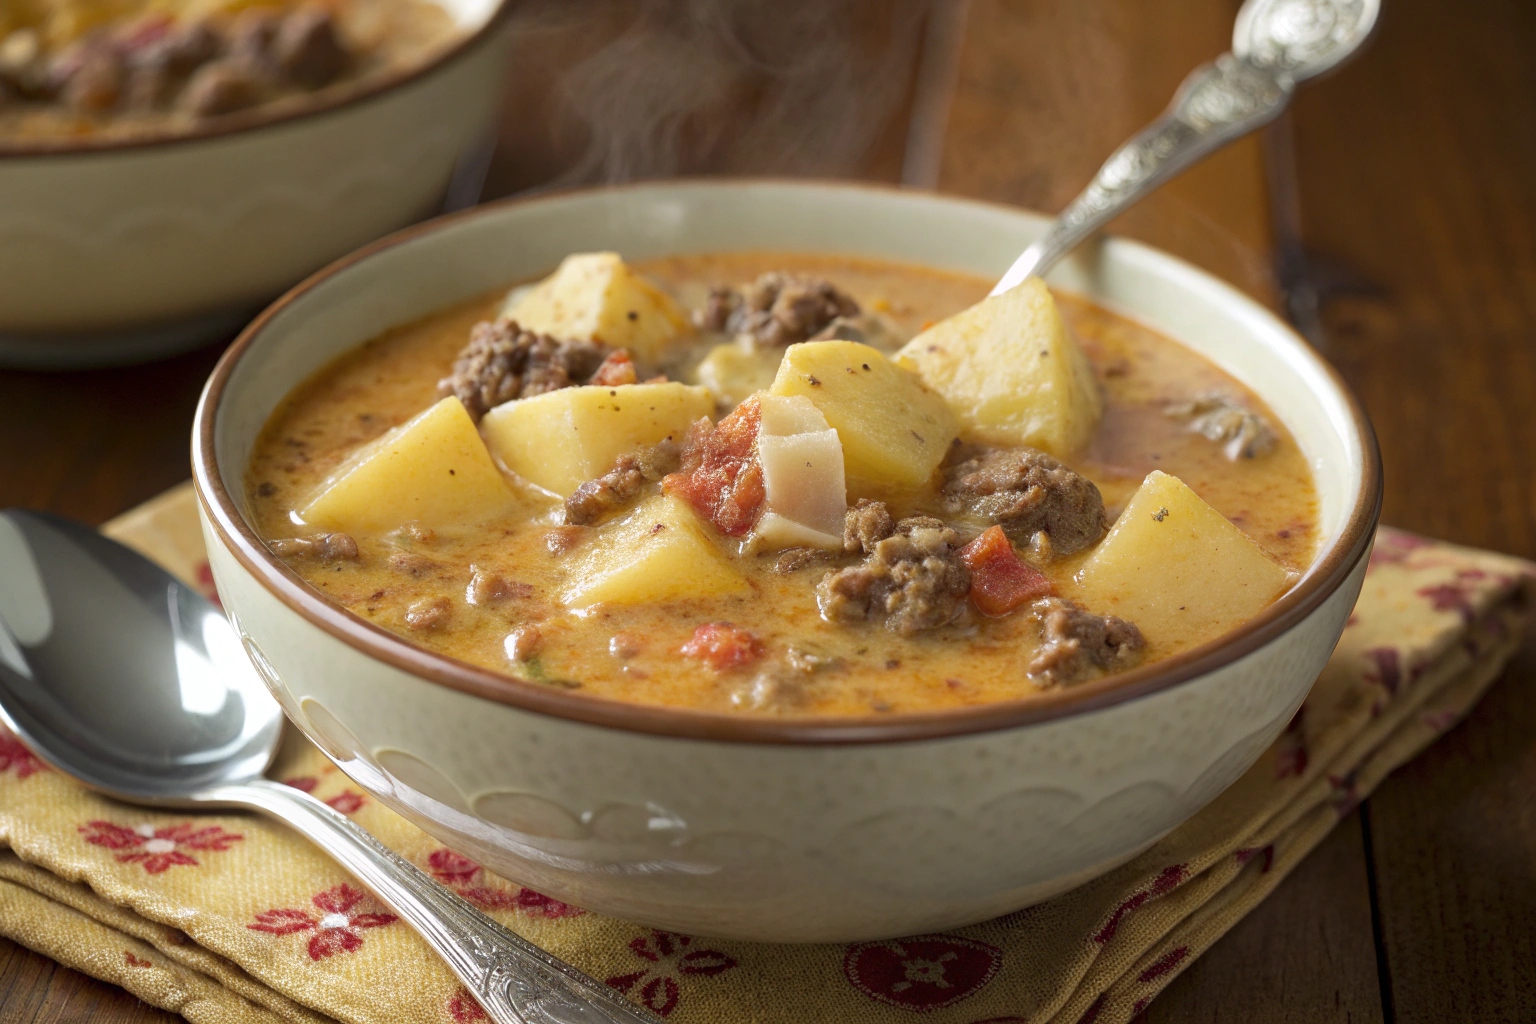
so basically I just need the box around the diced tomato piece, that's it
[589,350,639,386]
[662,398,765,536]
[680,622,764,672]
[960,525,1054,617]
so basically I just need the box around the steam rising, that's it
[501,0,931,188]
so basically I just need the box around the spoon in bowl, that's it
[992,0,1381,295]
[0,510,657,1024]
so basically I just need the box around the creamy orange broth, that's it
[247,253,1318,716]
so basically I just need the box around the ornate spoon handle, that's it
[207,779,659,1024]
[990,0,1383,294]
[991,53,1290,295]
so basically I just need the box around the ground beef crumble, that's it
[505,624,542,661]
[563,439,682,526]
[1165,394,1279,461]
[1026,596,1145,686]
[771,547,837,574]
[811,313,905,348]
[466,567,532,605]
[179,60,266,117]
[944,447,1109,557]
[818,502,971,634]
[387,551,438,577]
[44,7,360,119]
[404,597,451,631]
[272,6,351,89]
[269,532,357,562]
[437,319,615,421]
[843,498,895,553]
[693,272,860,347]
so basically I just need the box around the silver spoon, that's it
[992,0,1381,295]
[0,510,656,1024]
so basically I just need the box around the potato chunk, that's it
[502,252,688,363]
[300,396,515,534]
[481,382,713,497]
[769,340,958,490]
[562,495,749,608]
[692,341,783,407]
[1073,470,1293,647]
[896,277,1101,456]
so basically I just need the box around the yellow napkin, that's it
[1,483,1531,1024]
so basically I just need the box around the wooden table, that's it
[3,0,1533,1019]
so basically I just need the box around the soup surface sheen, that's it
[248,253,1318,716]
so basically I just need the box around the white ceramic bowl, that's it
[0,0,510,368]
[192,181,1381,942]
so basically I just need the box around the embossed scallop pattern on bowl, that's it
[205,530,1366,940]
[194,181,1379,942]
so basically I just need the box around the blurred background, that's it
[9,0,1531,558]
[2,0,1534,1019]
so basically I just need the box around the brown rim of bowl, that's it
[192,178,1384,747]
[0,0,513,160]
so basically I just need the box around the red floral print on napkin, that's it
[844,935,1002,1012]
[1328,769,1362,817]
[425,849,585,918]
[1417,577,1481,622]
[1368,529,1434,568]
[427,849,482,886]
[324,791,366,814]
[1235,844,1275,874]
[606,931,738,1017]
[281,775,367,815]
[248,883,398,960]
[1093,864,1188,944]
[79,821,243,874]
[1136,945,1189,984]
[0,730,46,780]
[447,987,488,1022]
[1274,705,1309,778]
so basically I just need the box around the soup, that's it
[246,252,1318,716]
[0,0,456,143]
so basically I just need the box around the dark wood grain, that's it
[1289,0,1536,559]
[0,939,52,1024]
[0,344,224,527]
[0,939,179,1024]
[1141,811,1386,1024]
[1284,0,1536,1019]
[937,0,1278,301]
[1363,650,1536,1024]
